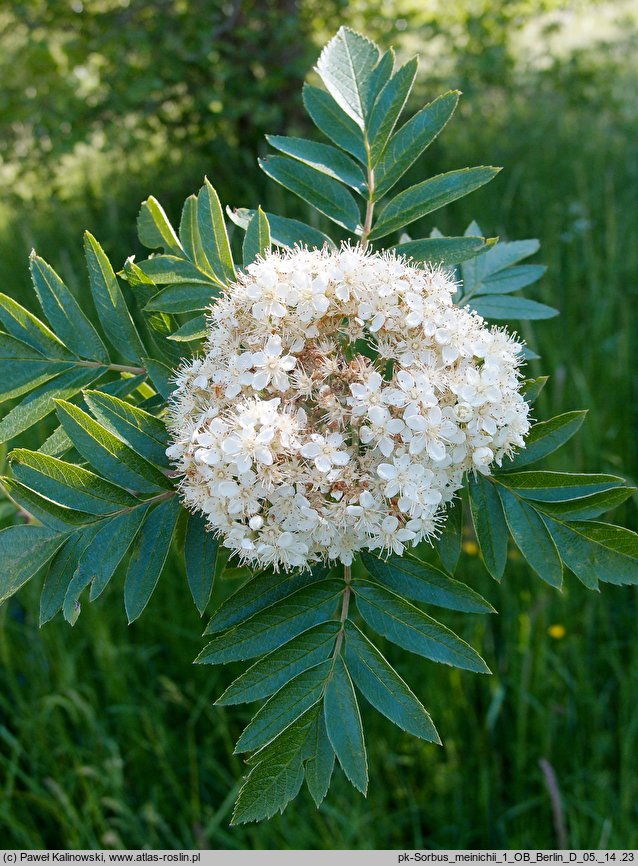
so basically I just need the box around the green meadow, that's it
[0,0,636,849]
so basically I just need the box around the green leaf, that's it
[0,333,73,405]
[0,524,67,604]
[184,513,218,615]
[39,529,91,624]
[344,621,440,743]
[80,506,149,601]
[55,399,172,494]
[468,474,509,580]
[235,660,332,753]
[360,551,494,613]
[228,208,335,251]
[302,84,368,166]
[0,293,75,360]
[521,346,540,362]
[544,518,638,588]
[39,425,73,458]
[393,236,496,267]
[315,27,380,127]
[83,390,168,465]
[498,487,563,588]
[304,712,335,807]
[363,48,394,115]
[29,254,109,363]
[217,622,340,706]
[121,257,160,306]
[124,496,180,622]
[137,196,183,256]
[167,315,207,342]
[0,365,103,444]
[507,411,587,469]
[9,449,137,514]
[100,374,148,399]
[523,376,549,404]
[476,264,547,295]
[302,84,367,164]
[477,238,540,276]
[144,283,220,314]
[119,265,181,365]
[324,654,368,794]
[470,295,558,321]
[535,487,636,521]
[242,207,272,267]
[231,706,317,824]
[374,90,460,199]
[206,564,329,634]
[2,477,97,531]
[368,57,417,163]
[434,498,462,574]
[266,137,366,194]
[142,357,173,400]
[259,156,361,233]
[83,232,146,364]
[134,255,215,285]
[370,167,500,240]
[179,194,214,275]
[61,529,106,625]
[355,581,490,673]
[195,580,342,665]
[196,178,236,285]
[496,471,625,502]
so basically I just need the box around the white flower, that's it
[377,454,429,499]
[385,369,437,409]
[368,515,417,557]
[300,433,350,473]
[472,446,494,474]
[359,406,404,457]
[167,245,530,570]
[251,335,297,391]
[295,273,330,322]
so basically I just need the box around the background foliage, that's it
[0,0,636,849]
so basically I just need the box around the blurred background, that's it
[0,0,637,850]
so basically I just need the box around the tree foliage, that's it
[0,26,635,825]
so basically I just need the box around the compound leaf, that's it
[29,255,109,363]
[469,474,508,580]
[217,622,340,706]
[235,660,332,753]
[242,207,272,267]
[324,654,368,793]
[83,389,168,466]
[83,232,146,364]
[370,167,500,240]
[196,581,342,665]
[354,581,490,673]
[206,564,330,634]
[184,513,218,615]
[259,156,361,233]
[55,399,172,494]
[124,496,181,622]
[360,551,494,613]
[9,449,137,514]
[315,27,380,127]
[498,486,563,588]
[137,196,183,256]
[0,524,66,604]
[506,411,587,469]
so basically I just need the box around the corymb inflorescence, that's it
[166,245,531,571]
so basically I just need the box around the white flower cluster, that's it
[166,245,530,571]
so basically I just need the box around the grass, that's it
[0,12,637,851]
[1,551,636,848]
